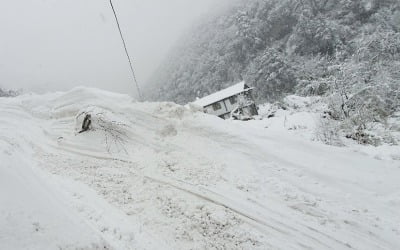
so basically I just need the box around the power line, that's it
[109,0,143,101]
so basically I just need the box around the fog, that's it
[0,0,227,98]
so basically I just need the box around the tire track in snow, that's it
[181,119,398,250]
[143,175,351,249]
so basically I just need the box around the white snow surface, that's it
[1,87,399,250]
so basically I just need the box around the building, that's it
[192,81,258,119]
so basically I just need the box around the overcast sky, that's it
[0,0,228,97]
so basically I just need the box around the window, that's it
[212,102,222,111]
[229,96,237,105]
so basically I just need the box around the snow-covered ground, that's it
[1,87,399,249]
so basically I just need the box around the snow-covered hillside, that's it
[1,88,399,249]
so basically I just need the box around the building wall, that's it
[203,90,258,119]
[204,96,240,118]
[223,96,239,113]
[204,100,229,117]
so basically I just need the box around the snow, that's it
[191,81,251,107]
[1,87,399,249]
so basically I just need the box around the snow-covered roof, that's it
[192,81,252,107]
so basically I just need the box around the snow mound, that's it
[1,88,400,249]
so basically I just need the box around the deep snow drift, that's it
[1,87,399,249]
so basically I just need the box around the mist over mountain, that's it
[145,0,400,107]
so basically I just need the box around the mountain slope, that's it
[1,88,400,249]
[145,0,400,105]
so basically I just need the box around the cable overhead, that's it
[109,0,143,101]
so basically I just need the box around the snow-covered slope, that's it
[1,87,399,249]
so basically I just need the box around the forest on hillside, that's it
[146,0,399,104]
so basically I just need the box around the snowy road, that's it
[1,88,399,249]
